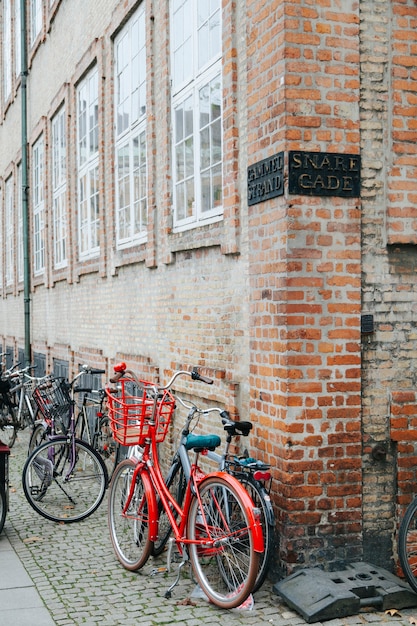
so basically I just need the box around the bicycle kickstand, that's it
[164,539,189,599]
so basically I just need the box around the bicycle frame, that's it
[122,417,264,555]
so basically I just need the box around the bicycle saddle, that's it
[185,433,221,452]
[221,417,253,437]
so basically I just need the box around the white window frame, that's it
[3,0,12,101]
[32,136,45,275]
[30,0,42,45]
[114,4,147,249]
[17,163,23,283]
[77,67,100,260]
[5,176,14,287]
[171,0,223,232]
[52,107,68,268]
[15,0,21,78]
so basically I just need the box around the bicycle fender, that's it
[204,471,265,554]
[138,469,158,542]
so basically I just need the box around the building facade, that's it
[1,0,417,580]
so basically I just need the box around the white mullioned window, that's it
[32,135,45,275]
[171,0,223,231]
[52,107,67,268]
[114,4,147,248]
[3,0,11,101]
[77,67,100,259]
[5,176,14,286]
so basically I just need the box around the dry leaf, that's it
[386,608,401,616]
[176,598,196,606]
[409,617,417,625]
[23,536,43,544]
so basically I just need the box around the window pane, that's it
[172,0,222,227]
[114,5,147,247]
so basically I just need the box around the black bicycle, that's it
[22,366,108,523]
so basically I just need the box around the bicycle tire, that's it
[0,484,6,534]
[235,474,275,592]
[152,456,185,556]
[108,458,153,570]
[187,474,259,609]
[0,401,17,448]
[75,409,91,444]
[28,422,49,454]
[399,498,417,593]
[22,437,108,523]
[93,416,119,481]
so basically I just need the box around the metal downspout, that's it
[20,0,30,365]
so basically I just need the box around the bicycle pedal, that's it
[150,566,168,576]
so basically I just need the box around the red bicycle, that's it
[106,363,264,609]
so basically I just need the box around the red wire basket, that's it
[105,378,175,446]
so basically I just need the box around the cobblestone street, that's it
[2,430,417,626]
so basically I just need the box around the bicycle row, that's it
[1,358,276,607]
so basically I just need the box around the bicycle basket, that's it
[105,378,175,446]
[33,376,72,434]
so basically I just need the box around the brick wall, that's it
[246,0,362,574]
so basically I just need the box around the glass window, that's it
[52,107,67,268]
[32,136,45,275]
[171,0,222,230]
[17,163,23,282]
[31,0,42,44]
[15,0,21,77]
[77,68,100,259]
[114,4,147,248]
[3,0,11,101]
[5,176,14,286]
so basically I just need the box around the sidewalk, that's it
[0,532,55,625]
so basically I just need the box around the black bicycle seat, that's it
[221,418,252,437]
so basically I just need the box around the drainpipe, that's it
[20,0,30,366]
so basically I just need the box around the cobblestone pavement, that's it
[4,430,417,625]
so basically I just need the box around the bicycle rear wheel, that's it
[237,474,275,591]
[93,416,119,481]
[0,484,6,534]
[187,474,259,609]
[28,421,48,454]
[152,456,185,556]
[108,458,153,570]
[399,498,417,593]
[22,437,108,523]
[0,402,17,448]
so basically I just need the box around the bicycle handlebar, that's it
[109,362,213,389]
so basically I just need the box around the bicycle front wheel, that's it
[187,474,259,609]
[0,402,17,448]
[108,458,153,570]
[399,498,417,593]
[22,437,108,523]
